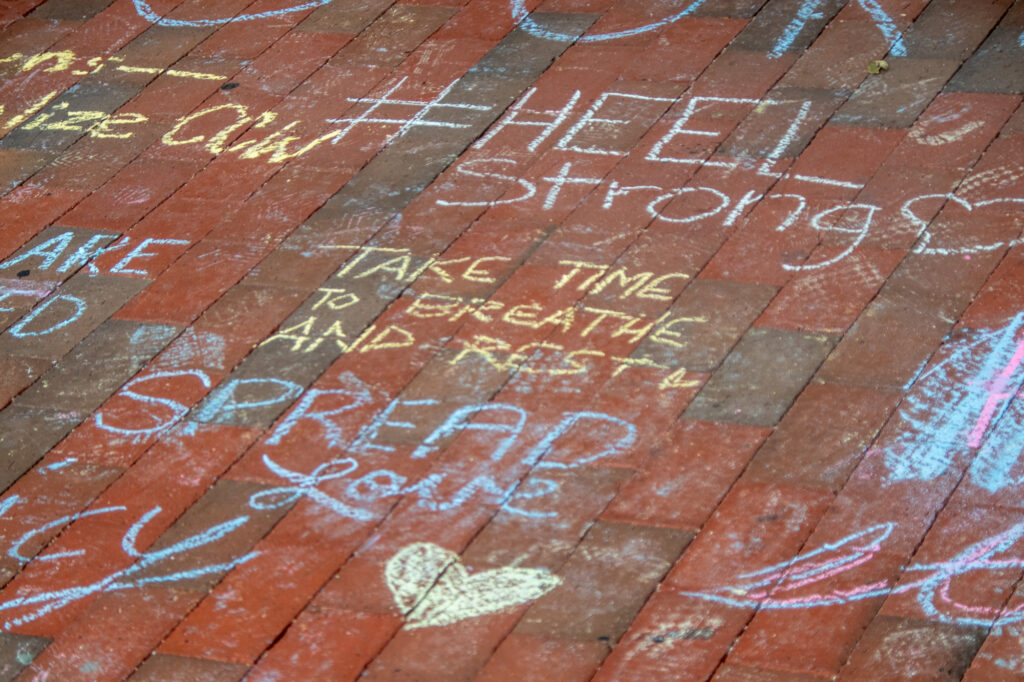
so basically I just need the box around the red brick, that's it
[713,665,831,681]
[0,186,87,261]
[726,547,908,676]
[594,590,752,681]
[114,237,274,325]
[960,245,1024,329]
[602,420,770,529]
[20,587,197,680]
[777,127,905,197]
[663,482,833,592]
[888,92,1020,172]
[59,157,198,233]
[691,50,798,100]
[778,17,888,91]
[838,615,985,681]
[742,382,901,492]
[476,633,607,682]
[515,521,692,641]
[156,500,374,664]
[878,505,1024,623]
[247,607,397,680]
[963,589,1024,681]
[0,458,123,582]
[0,424,255,636]
[363,610,523,681]
[755,247,905,334]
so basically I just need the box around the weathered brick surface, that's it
[1,0,1022,677]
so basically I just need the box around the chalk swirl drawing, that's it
[682,520,1024,628]
[385,542,561,629]
[509,0,905,55]
[508,0,710,42]
[132,0,334,27]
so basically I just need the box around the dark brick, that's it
[0,273,149,360]
[0,148,53,194]
[0,632,49,679]
[27,0,114,21]
[718,87,844,162]
[948,24,1024,94]
[338,5,458,67]
[1,83,141,152]
[298,0,393,34]
[0,355,50,408]
[130,653,249,681]
[839,615,985,680]
[730,0,845,55]
[0,225,119,284]
[901,0,1012,60]
[832,58,963,127]
[14,320,178,414]
[684,327,836,426]
[0,406,78,492]
[634,278,777,373]
[690,0,768,17]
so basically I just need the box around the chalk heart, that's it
[385,542,561,629]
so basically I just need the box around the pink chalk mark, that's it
[967,335,1024,448]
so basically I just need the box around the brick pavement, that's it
[0,0,1022,679]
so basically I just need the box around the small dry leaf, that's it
[867,59,889,74]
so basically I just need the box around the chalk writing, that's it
[253,403,638,519]
[682,520,1024,627]
[8,293,86,338]
[385,542,560,629]
[0,501,257,629]
[0,232,187,278]
[94,369,213,439]
[0,50,226,80]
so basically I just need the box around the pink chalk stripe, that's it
[968,335,1024,448]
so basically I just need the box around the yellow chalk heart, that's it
[385,542,561,629]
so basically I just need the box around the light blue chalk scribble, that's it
[193,377,302,424]
[966,395,1024,493]
[767,0,908,60]
[769,0,828,59]
[9,294,86,338]
[884,312,1024,485]
[0,507,258,629]
[132,0,335,28]
[509,0,710,43]
[250,454,374,521]
[855,0,907,57]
